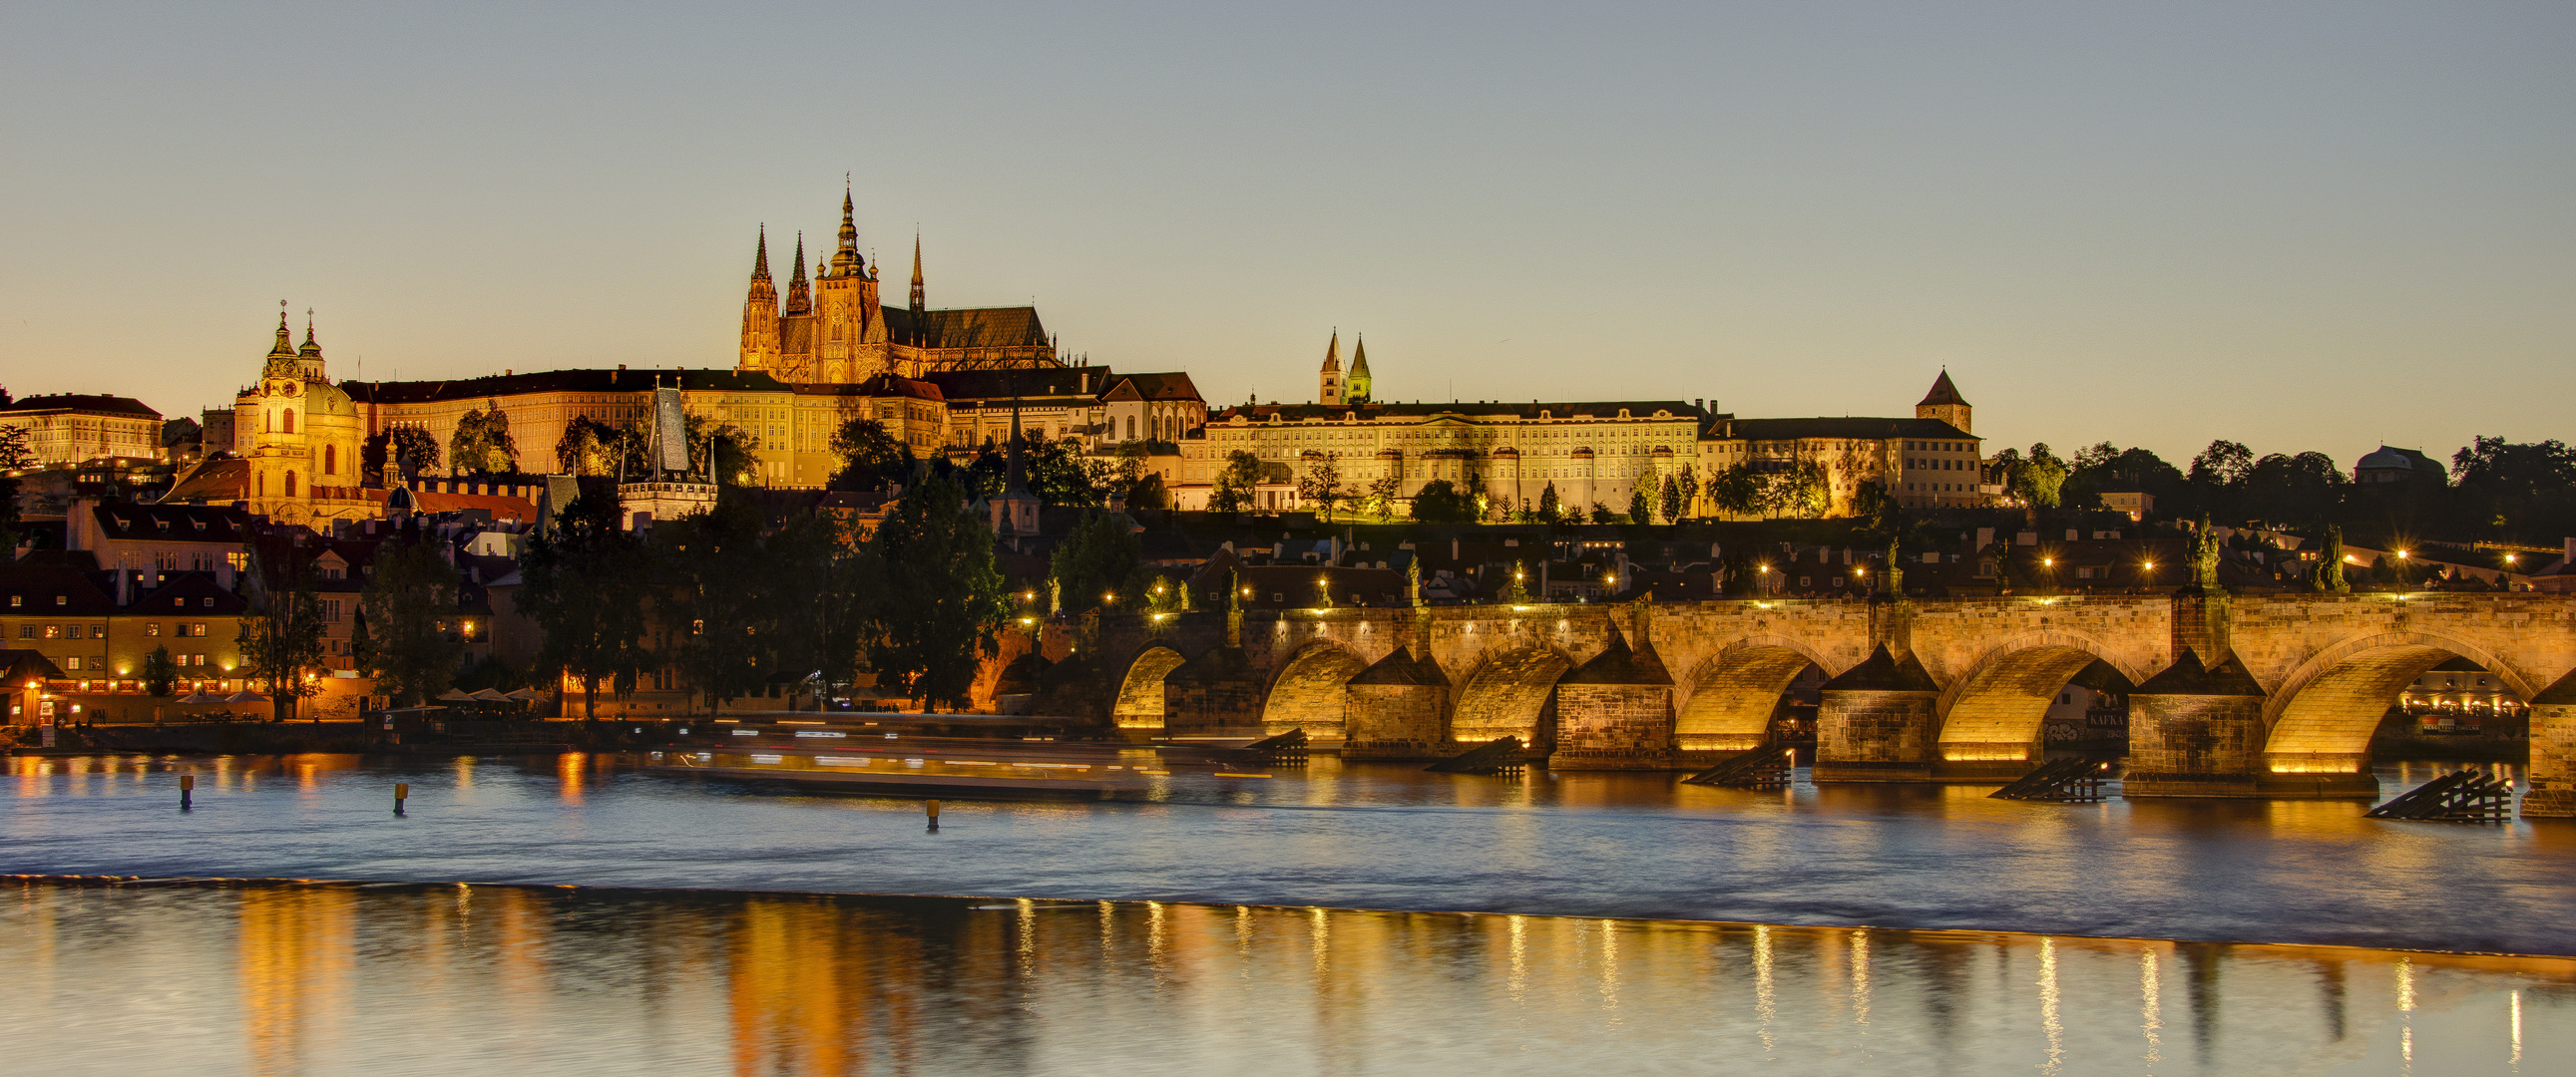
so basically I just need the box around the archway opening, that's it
[1676,645,1822,758]
[1452,647,1572,750]
[2037,660,2134,755]
[1261,642,1369,741]
[1936,645,2115,763]
[1112,646,1186,731]
[2267,645,2525,774]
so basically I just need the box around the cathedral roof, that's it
[1212,400,1702,424]
[880,305,1050,350]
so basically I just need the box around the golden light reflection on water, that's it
[1,881,2571,1076]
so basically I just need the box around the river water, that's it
[5,752,2571,1075]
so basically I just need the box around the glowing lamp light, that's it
[1019,617,1034,626]
[2142,561,2154,570]
[2042,557,2054,567]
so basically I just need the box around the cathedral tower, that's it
[1318,330,1343,406]
[812,187,884,383]
[784,232,811,315]
[738,226,780,372]
[1916,370,1971,434]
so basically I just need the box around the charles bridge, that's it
[984,589,2576,816]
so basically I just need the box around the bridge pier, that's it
[2123,649,2282,798]
[1813,646,1939,783]
[1162,646,1265,739]
[1342,648,1450,760]
[1544,626,1679,771]
[2524,671,2576,818]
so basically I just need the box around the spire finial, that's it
[752,224,770,279]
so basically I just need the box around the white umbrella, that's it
[436,688,475,702]
[224,690,267,704]
[177,692,217,705]
[503,688,544,702]
[468,688,511,702]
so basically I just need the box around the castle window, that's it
[284,472,298,498]
[323,444,336,475]
[282,410,296,434]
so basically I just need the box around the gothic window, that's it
[284,472,298,498]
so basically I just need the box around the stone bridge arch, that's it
[2261,630,2541,774]
[1111,644,1189,732]
[1451,644,1580,750]
[1261,639,1375,742]
[1933,630,2158,762]
[1674,634,1841,760]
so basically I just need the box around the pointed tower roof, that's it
[785,232,811,314]
[909,229,926,313]
[1320,329,1341,373]
[831,184,862,277]
[266,303,295,360]
[1349,335,1370,379]
[1919,369,1967,407]
[297,309,321,358]
[751,224,771,281]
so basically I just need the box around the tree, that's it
[2011,444,2068,508]
[0,422,29,554]
[554,417,641,478]
[2452,437,2576,540]
[358,537,468,707]
[1706,464,1762,519]
[449,402,519,476]
[1537,482,1560,522]
[866,475,1009,710]
[654,497,775,712]
[1675,466,1700,522]
[1051,512,1142,613]
[1658,476,1682,524]
[683,415,762,487]
[2189,440,2255,488]
[1761,461,1827,519]
[760,511,879,700]
[829,418,912,491]
[1626,485,1653,526]
[1208,450,1261,513]
[1364,475,1402,522]
[141,645,178,698]
[520,493,655,720]
[1411,479,1479,524]
[1297,452,1346,521]
[364,427,443,478]
[1019,434,1106,508]
[237,538,329,722]
[1588,502,1616,525]
[2243,451,2346,528]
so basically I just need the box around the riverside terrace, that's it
[989,590,2576,813]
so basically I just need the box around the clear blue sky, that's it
[4,2,2569,468]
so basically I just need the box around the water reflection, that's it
[4,879,2564,1076]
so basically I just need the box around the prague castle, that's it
[735,188,1059,384]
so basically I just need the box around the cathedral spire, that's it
[784,231,811,315]
[751,224,771,282]
[1347,333,1372,404]
[299,308,321,358]
[909,230,926,314]
[1318,329,1345,406]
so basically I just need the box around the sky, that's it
[3,2,2570,468]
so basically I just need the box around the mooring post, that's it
[926,798,940,832]
[395,783,409,816]
[180,774,194,811]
